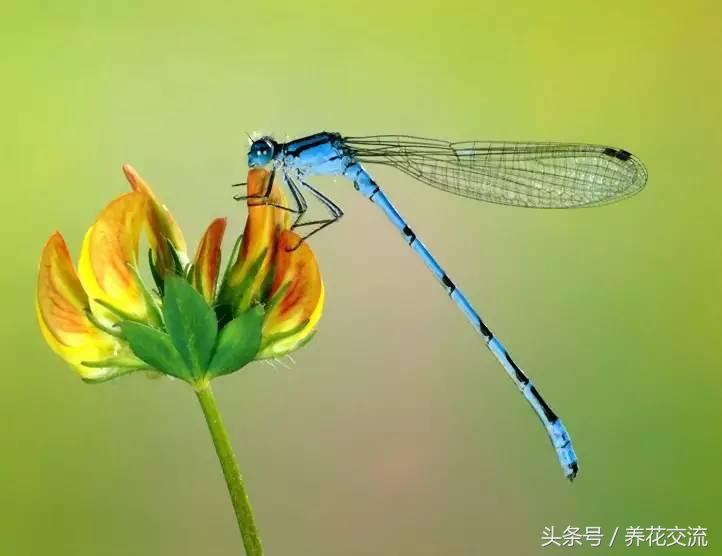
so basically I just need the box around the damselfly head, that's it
[248,136,278,168]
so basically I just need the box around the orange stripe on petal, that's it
[259,230,324,357]
[37,232,93,343]
[78,192,149,321]
[36,232,120,377]
[223,169,290,311]
[192,218,227,303]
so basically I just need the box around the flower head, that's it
[36,166,324,384]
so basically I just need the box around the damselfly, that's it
[239,132,648,481]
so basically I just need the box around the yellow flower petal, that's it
[257,230,324,358]
[122,164,187,275]
[223,168,290,312]
[36,232,121,379]
[77,192,149,322]
[191,217,227,303]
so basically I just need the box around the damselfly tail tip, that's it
[566,462,579,482]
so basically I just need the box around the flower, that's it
[36,165,324,384]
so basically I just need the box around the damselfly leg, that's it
[232,169,343,249]
[285,174,344,249]
[233,168,305,216]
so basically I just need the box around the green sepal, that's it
[127,262,163,328]
[257,318,310,355]
[185,261,196,282]
[85,309,122,338]
[148,239,186,295]
[206,305,264,378]
[148,248,165,295]
[79,354,151,384]
[162,275,218,375]
[165,237,186,275]
[215,234,244,327]
[92,266,162,328]
[93,298,139,323]
[231,249,268,314]
[292,328,317,352]
[120,321,192,381]
[218,233,243,296]
[263,281,290,315]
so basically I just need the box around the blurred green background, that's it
[2,1,721,554]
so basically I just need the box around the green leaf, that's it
[207,305,264,378]
[121,321,191,380]
[162,275,218,375]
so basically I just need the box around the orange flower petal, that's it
[36,232,121,379]
[191,218,227,303]
[37,232,93,343]
[257,230,324,358]
[122,164,187,275]
[78,192,149,322]
[222,168,290,312]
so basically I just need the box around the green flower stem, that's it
[195,381,263,555]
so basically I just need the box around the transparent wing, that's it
[344,135,648,208]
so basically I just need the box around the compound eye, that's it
[248,138,276,167]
